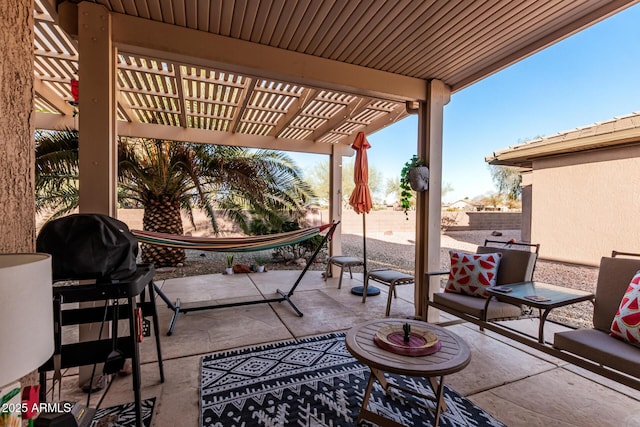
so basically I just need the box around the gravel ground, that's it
[153,229,597,328]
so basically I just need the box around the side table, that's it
[345,318,470,427]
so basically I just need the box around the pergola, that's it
[24,0,640,320]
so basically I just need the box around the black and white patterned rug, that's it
[90,397,155,427]
[200,333,506,427]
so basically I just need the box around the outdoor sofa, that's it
[553,252,640,388]
[425,246,640,391]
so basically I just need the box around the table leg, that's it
[432,375,446,427]
[428,377,447,412]
[358,371,376,424]
[538,308,552,343]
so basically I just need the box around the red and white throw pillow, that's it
[444,250,502,298]
[610,271,640,345]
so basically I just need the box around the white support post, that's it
[76,2,118,388]
[328,145,343,275]
[414,80,451,321]
[78,2,117,216]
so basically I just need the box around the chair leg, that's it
[385,284,394,317]
[362,274,370,303]
[348,266,353,279]
[337,266,344,289]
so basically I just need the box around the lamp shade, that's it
[0,253,54,388]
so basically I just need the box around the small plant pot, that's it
[225,267,234,275]
[409,166,429,191]
[256,265,265,273]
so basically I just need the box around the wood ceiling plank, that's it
[378,0,472,72]
[208,0,223,32]
[286,0,327,51]
[195,0,210,31]
[265,0,298,46]
[239,0,260,40]
[229,0,249,39]
[109,0,127,14]
[450,0,632,90]
[351,0,436,65]
[122,0,141,16]
[291,0,333,51]
[278,0,320,50]
[321,0,381,59]
[247,0,269,42]
[302,0,347,54]
[369,0,462,71]
[158,0,175,24]
[334,0,397,62]
[423,0,563,76]
[145,0,163,20]
[219,0,236,35]
[259,0,287,45]
[310,0,360,57]
[431,0,573,80]
[184,0,198,29]
[172,0,187,26]
[272,0,310,48]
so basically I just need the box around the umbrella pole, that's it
[350,212,380,296]
[362,213,367,276]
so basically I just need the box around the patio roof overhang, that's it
[33,0,640,154]
[26,0,640,322]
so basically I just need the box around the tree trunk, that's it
[141,196,185,267]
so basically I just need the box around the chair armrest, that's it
[425,270,450,277]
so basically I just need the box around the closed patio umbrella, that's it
[348,132,379,296]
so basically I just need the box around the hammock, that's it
[131,223,334,253]
[132,222,339,335]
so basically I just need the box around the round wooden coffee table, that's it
[345,318,471,427]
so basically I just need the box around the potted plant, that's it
[400,155,429,218]
[253,255,270,273]
[225,254,234,275]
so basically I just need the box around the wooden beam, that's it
[102,11,427,101]
[35,111,75,129]
[231,78,255,133]
[117,121,354,156]
[34,77,74,116]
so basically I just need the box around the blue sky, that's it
[292,3,640,203]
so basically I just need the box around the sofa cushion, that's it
[476,245,537,285]
[593,257,640,332]
[433,292,522,320]
[445,250,502,298]
[554,328,640,378]
[610,271,640,345]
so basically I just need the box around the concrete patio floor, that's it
[55,270,640,426]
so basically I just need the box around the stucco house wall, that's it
[530,145,640,266]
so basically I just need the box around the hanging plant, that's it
[400,155,428,218]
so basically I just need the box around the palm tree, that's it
[35,129,314,267]
[35,129,80,219]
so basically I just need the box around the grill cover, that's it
[36,214,139,281]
